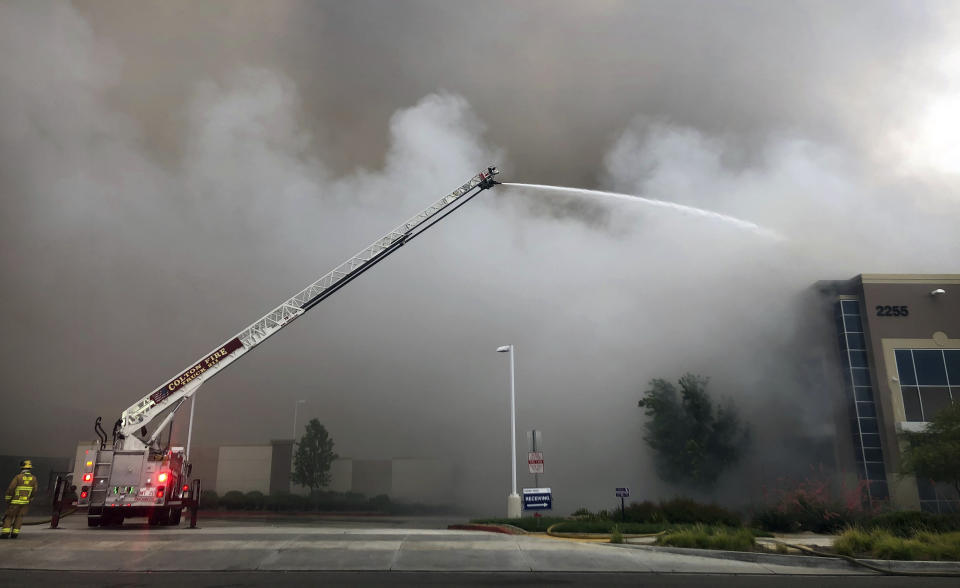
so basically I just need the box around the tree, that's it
[637,373,749,487]
[292,419,339,492]
[900,401,960,496]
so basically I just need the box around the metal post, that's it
[509,346,517,498]
[532,429,539,489]
[185,395,196,461]
[498,344,521,518]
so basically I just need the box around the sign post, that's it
[615,487,630,521]
[522,488,552,511]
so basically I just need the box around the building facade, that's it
[820,274,960,512]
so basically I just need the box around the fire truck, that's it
[76,167,501,527]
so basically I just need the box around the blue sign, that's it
[615,487,630,498]
[522,487,552,511]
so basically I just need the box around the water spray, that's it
[503,183,782,240]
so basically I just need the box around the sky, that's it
[1,1,959,513]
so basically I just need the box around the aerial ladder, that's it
[75,167,500,527]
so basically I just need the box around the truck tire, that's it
[168,508,182,526]
[87,516,101,527]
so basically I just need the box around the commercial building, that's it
[819,274,960,512]
[210,441,455,504]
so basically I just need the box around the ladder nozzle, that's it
[479,165,501,190]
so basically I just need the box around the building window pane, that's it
[896,349,917,385]
[842,300,860,315]
[945,351,960,385]
[851,368,871,386]
[844,314,863,332]
[920,387,952,421]
[855,387,873,401]
[863,448,884,462]
[861,433,881,448]
[856,402,876,418]
[902,386,923,422]
[849,350,868,368]
[859,418,879,434]
[869,481,889,500]
[846,333,866,350]
[866,462,886,480]
[914,349,948,386]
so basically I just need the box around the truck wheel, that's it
[87,516,101,527]
[168,508,182,526]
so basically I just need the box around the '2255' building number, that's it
[876,305,909,317]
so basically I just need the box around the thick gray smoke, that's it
[2,1,959,514]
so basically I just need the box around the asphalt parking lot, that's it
[1,514,959,586]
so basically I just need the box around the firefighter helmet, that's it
[19,459,32,470]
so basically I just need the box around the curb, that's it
[447,524,527,535]
[608,543,960,573]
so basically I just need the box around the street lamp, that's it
[292,399,307,441]
[497,344,521,518]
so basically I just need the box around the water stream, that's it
[503,182,781,240]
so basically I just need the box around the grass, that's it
[471,517,774,539]
[610,525,625,544]
[655,524,756,552]
[834,528,960,561]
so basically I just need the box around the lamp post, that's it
[292,399,307,441]
[497,344,521,518]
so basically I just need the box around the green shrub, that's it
[264,492,307,511]
[198,490,218,510]
[620,498,739,526]
[244,490,265,510]
[834,527,874,556]
[571,507,592,519]
[657,524,754,552]
[218,490,246,510]
[866,511,960,537]
[657,498,740,526]
[369,494,391,511]
[833,528,960,561]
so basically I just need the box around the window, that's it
[835,300,887,505]
[844,314,863,332]
[896,350,916,385]
[849,350,869,368]
[846,333,866,350]
[920,388,952,419]
[856,402,876,418]
[841,300,860,314]
[894,349,958,422]
[851,368,871,386]
[901,386,923,422]
[945,350,960,383]
[914,350,948,386]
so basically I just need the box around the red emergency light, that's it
[156,487,164,498]
[82,473,93,482]
[157,472,168,483]
[182,485,189,492]
[80,490,88,499]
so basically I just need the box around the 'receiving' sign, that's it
[527,451,544,474]
[150,337,244,404]
[522,487,552,511]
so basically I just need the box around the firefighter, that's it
[2,460,38,539]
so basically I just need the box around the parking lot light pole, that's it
[497,344,521,518]
[293,399,306,441]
